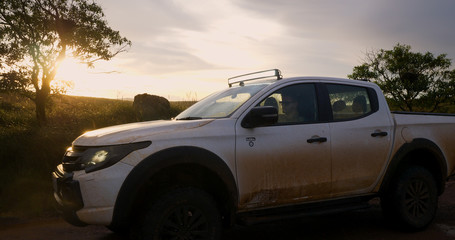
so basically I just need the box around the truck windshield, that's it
[176,84,269,120]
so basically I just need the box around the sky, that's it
[56,0,455,101]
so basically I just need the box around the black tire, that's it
[140,188,222,240]
[381,166,438,231]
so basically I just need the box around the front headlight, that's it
[64,141,151,173]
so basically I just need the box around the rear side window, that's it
[327,84,372,121]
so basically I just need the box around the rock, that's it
[133,94,170,121]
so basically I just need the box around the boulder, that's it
[133,94,170,121]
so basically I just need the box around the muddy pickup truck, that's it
[53,69,455,239]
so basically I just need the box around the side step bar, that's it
[236,195,376,225]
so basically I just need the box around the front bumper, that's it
[52,164,87,226]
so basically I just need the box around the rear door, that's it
[325,83,394,196]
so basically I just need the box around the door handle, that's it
[307,137,327,143]
[371,131,388,137]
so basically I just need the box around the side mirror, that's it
[242,106,278,128]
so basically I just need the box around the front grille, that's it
[62,161,84,172]
[62,146,89,172]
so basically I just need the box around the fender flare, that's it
[110,146,238,229]
[379,138,447,195]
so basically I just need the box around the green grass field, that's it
[0,93,194,218]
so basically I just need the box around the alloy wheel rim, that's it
[160,206,209,240]
[404,179,430,218]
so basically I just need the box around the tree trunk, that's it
[32,47,66,127]
[35,89,48,127]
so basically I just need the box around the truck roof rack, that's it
[228,69,282,87]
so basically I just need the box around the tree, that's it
[348,43,455,112]
[0,0,131,126]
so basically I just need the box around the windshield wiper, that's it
[176,117,203,120]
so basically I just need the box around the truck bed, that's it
[391,111,455,178]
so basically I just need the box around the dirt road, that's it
[1,181,455,240]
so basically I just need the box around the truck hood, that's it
[73,119,214,146]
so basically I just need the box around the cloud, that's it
[232,0,455,58]
[222,0,455,79]
[97,0,226,74]
[98,0,208,38]
[118,39,217,74]
[99,0,289,75]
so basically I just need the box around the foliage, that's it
[0,0,131,126]
[348,43,455,112]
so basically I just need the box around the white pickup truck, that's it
[53,69,455,239]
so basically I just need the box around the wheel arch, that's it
[379,138,447,196]
[109,146,238,231]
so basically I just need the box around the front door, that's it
[235,83,332,210]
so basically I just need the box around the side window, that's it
[258,84,318,124]
[327,84,372,121]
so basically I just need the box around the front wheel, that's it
[381,166,438,231]
[140,188,222,240]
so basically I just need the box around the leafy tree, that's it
[348,43,455,112]
[0,0,131,126]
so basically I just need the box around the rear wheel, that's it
[381,166,438,231]
[140,188,222,240]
